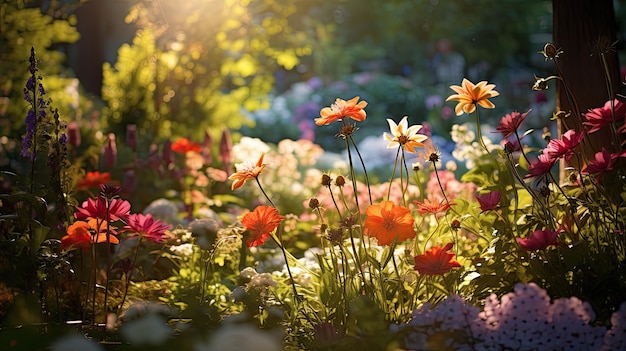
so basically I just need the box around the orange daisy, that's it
[76,171,113,191]
[414,243,461,275]
[413,198,455,215]
[241,205,285,247]
[314,96,368,126]
[363,200,415,246]
[171,137,202,153]
[61,218,118,251]
[228,153,267,190]
[446,78,499,116]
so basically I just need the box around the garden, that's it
[1,1,626,350]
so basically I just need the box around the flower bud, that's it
[308,198,320,209]
[102,133,117,170]
[67,121,81,147]
[335,175,346,187]
[321,174,332,187]
[125,124,137,152]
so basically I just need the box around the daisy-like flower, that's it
[525,153,557,179]
[475,191,502,212]
[495,109,531,138]
[76,171,114,191]
[61,219,118,251]
[241,205,284,247]
[516,229,559,251]
[228,153,267,190]
[171,137,202,153]
[383,116,429,153]
[123,213,172,243]
[446,78,500,116]
[581,148,625,183]
[314,96,368,126]
[544,129,584,164]
[583,99,626,134]
[413,198,455,215]
[363,200,415,246]
[75,196,131,222]
[414,243,461,275]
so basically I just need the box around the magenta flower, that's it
[525,153,557,178]
[581,148,626,183]
[75,197,131,222]
[544,129,584,164]
[583,99,626,133]
[495,109,531,138]
[475,191,502,212]
[516,229,559,251]
[123,213,172,243]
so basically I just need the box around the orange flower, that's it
[446,78,499,116]
[61,219,118,251]
[413,198,455,215]
[171,137,201,153]
[241,205,285,247]
[228,153,267,190]
[76,171,113,191]
[314,96,368,126]
[414,243,461,275]
[364,201,415,246]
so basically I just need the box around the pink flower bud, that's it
[67,121,81,147]
[202,131,213,165]
[162,138,174,165]
[125,124,137,151]
[102,133,117,170]
[219,128,232,174]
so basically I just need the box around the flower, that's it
[475,191,502,212]
[414,243,461,275]
[229,153,267,190]
[446,78,500,116]
[123,213,172,243]
[383,116,429,153]
[363,200,415,246]
[495,109,531,138]
[241,206,284,247]
[102,133,117,170]
[413,198,455,215]
[76,171,113,191]
[525,153,557,178]
[171,137,202,153]
[314,96,368,126]
[581,148,626,183]
[516,229,559,251]
[61,219,118,251]
[75,196,131,222]
[583,99,626,133]
[544,129,584,164]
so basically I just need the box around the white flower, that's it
[195,324,282,351]
[383,116,428,153]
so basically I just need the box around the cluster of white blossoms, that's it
[450,123,498,169]
[394,283,626,351]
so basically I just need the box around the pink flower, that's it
[75,197,131,222]
[475,191,502,212]
[123,213,172,243]
[525,153,557,178]
[583,99,626,133]
[581,148,626,183]
[544,129,584,164]
[102,133,117,170]
[516,229,559,251]
[495,109,531,138]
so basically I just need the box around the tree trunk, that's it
[552,0,621,175]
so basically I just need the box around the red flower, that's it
[495,109,531,138]
[363,201,415,246]
[61,219,118,251]
[581,148,626,183]
[525,153,557,178]
[241,206,284,247]
[583,99,626,133]
[543,129,584,164]
[413,198,455,215]
[171,137,202,153]
[314,96,368,126]
[516,229,559,251]
[123,213,172,243]
[475,191,502,212]
[75,196,131,222]
[76,171,114,191]
[414,243,461,275]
